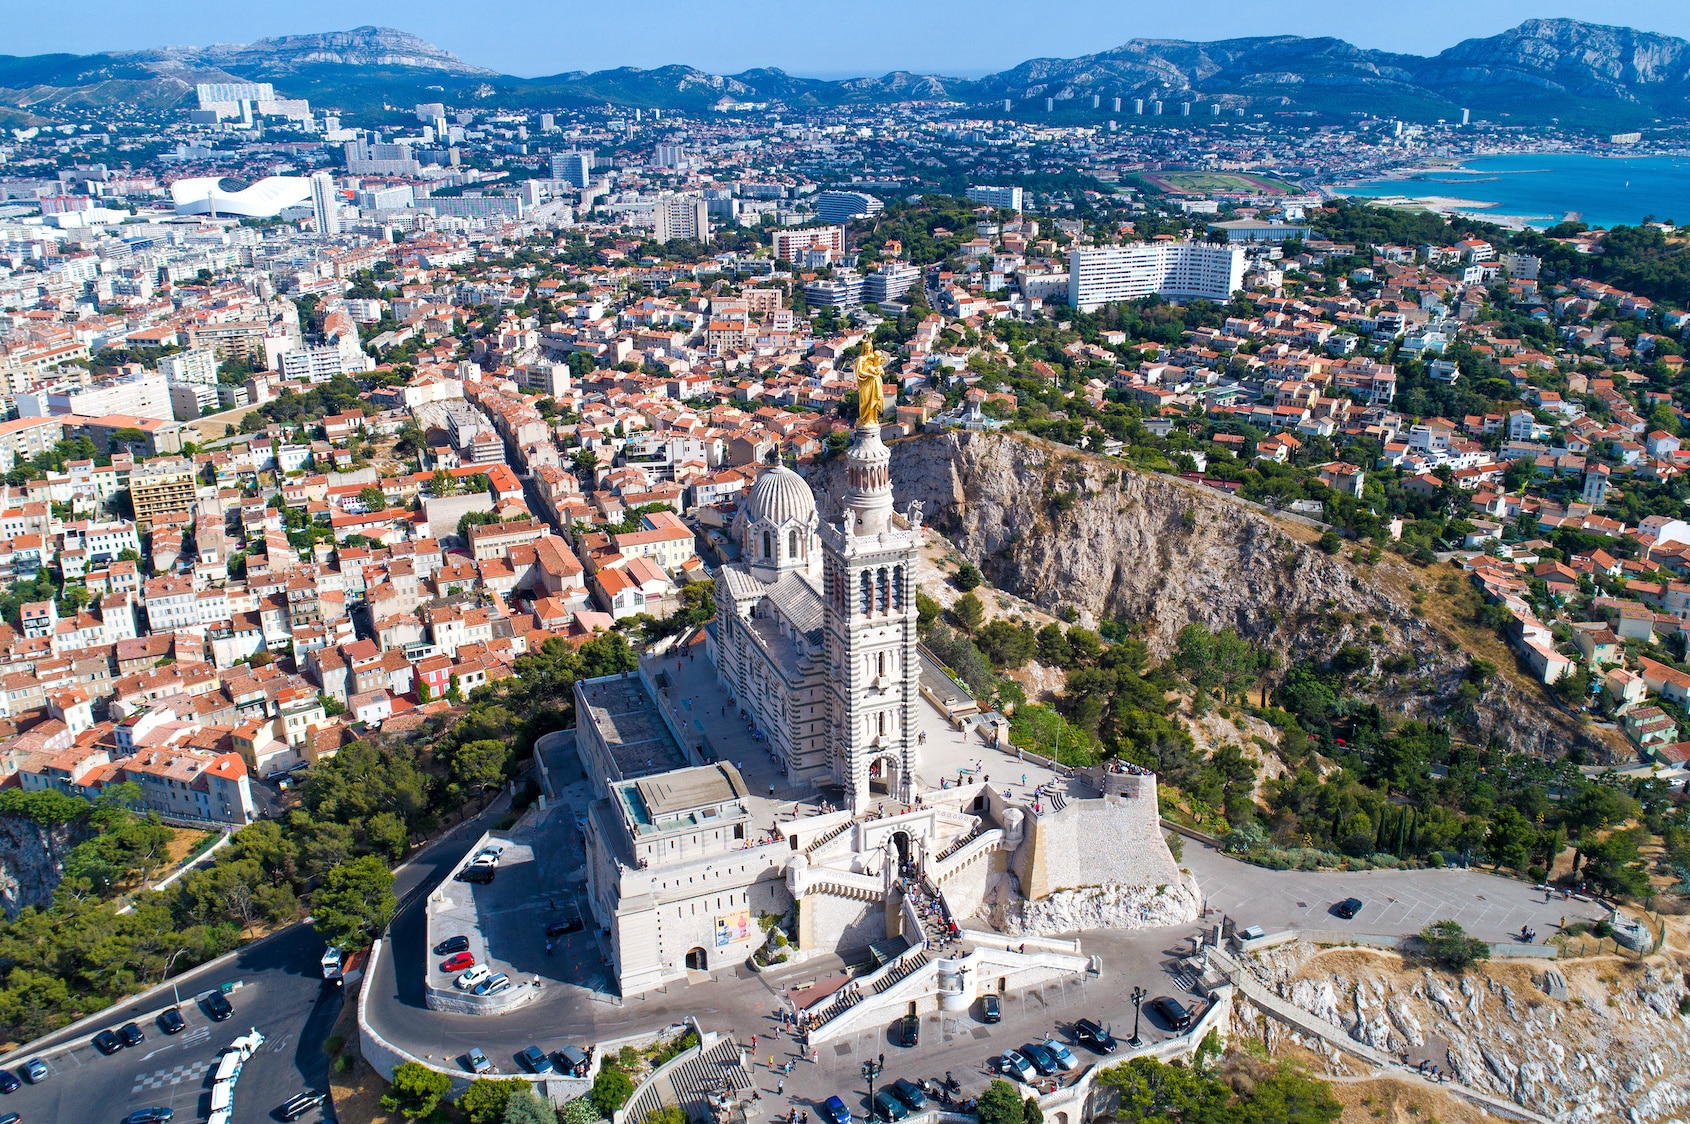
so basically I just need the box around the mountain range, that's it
[1,19,1687,129]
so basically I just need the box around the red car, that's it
[441,952,475,973]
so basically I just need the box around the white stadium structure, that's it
[170,176,312,218]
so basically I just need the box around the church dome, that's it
[744,465,816,526]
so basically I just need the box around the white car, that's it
[456,965,492,990]
[1042,1039,1079,1072]
[999,1050,1036,1083]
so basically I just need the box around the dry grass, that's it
[327,982,405,1124]
[1326,1073,1495,1124]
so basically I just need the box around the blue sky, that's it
[12,0,1690,78]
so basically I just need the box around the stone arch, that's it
[685,946,708,970]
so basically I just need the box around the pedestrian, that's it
[768,1054,774,1071]
[752,1035,757,1052]
[1021,774,1027,786]
[777,1079,784,1096]
[769,783,777,798]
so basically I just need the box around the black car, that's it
[92,1028,122,1054]
[203,990,234,1022]
[890,1079,929,1111]
[1150,996,1194,1032]
[456,864,495,884]
[1073,1018,1118,1054]
[434,935,470,955]
[1333,897,1364,920]
[1019,1042,1060,1076]
[122,1109,174,1124]
[0,1069,18,1094]
[546,917,586,938]
[119,1021,144,1047]
[895,1014,919,1047]
[157,1007,186,1035]
[980,994,1001,1023]
[281,1090,326,1120]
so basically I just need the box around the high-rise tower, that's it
[820,351,925,810]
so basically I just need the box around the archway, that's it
[891,830,911,877]
[685,947,708,971]
[868,755,900,798]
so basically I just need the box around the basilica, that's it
[575,352,1190,1004]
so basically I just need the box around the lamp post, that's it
[1128,986,1147,1048]
[862,1052,885,1120]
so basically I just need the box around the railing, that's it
[803,818,856,855]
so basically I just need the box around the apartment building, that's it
[1067,242,1247,311]
[129,457,197,531]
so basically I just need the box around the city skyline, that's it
[8,0,1690,80]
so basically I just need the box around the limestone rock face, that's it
[984,872,1202,936]
[0,813,88,920]
[808,430,1598,759]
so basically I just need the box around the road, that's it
[0,802,508,1124]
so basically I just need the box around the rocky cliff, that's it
[0,814,86,920]
[809,429,1596,758]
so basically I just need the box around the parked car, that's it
[0,1112,18,1124]
[872,1090,910,1122]
[156,1008,186,1035]
[20,1059,47,1084]
[546,917,586,937]
[203,991,233,1022]
[122,1109,175,1124]
[895,1014,919,1047]
[476,973,512,996]
[980,995,1001,1023]
[1333,897,1364,920]
[890,1079,928,1111]
[821,1095,853,1124]
[519,1045,553,1073]
[473,845,505,863]
[456,864,495,884]
[1072,1018,1117,1054]
[442,952,476,973]
[434,935,470,956]
[1019,1042,1060,1076]
[553,1044,591,1077]
[456,965,492,990]
[118,1022,144,1047]
[999,1050,1036,1083]
[466,1047,493,1075]
[280,1091,326,1121]
[0,1070,17,1094]
[92,1029,122,1055]
[1042,1039,1078,1072]
[1150,996,1194,1032]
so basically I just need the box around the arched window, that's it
[762,530,771,558]
[877,651,886,677]
[877,711,886,735]
[860,571,873,614]
[892,565,905,610]
[789,528,800,555]
[876,568,890,612]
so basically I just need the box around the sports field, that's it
[1136,170,1304,195]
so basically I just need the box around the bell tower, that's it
[820,419,924,812]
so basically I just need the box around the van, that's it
[456,864,495,884]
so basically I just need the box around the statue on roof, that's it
[854,347,887,426]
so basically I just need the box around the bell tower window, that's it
[762,530,771,558]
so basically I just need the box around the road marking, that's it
[140,1042,179,1061]
[131,1057,212,1095]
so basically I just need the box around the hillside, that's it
[3,19,1688,124]
[809,429,1605,760]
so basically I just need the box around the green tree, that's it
[646,1107,689,1124]
[311,855,396,948]
[589,1067,634,1117]
[459,1077,528,1124]
[915,590,941,634]
[954,561,983,591]
[1024,1096,1044,1124]
[381,1061,452,1119]
[452,739,512,792]
[504,1086,557,1124]
[952,592,985,634]
[430,469,458,496]
[356,486,387,510]
[976,1080,1026,1124]
[1317,531,1342,554]
[1417,919,1490,972]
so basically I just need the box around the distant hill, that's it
[1,19,1686,127]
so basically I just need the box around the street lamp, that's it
[862,1052,886,1120]
[1128,987,1147,1048]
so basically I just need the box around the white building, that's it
[310,171,341,237]
[1067,242,1246,311]
[966,185,1024,211]
[653,195,711,245]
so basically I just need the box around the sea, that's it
[1339,153,1690,230]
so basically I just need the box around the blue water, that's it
[1341,153,1690,229]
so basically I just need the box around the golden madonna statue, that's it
[854,347,887,425]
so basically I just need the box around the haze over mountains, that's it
[1,18,1688,126]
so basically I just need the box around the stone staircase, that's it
[804,819,855,856]
[872,951,929,993]
[621,1035,752,1124]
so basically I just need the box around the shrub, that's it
[381,1061,453,1119]
[976,1080,1025,1124]
[1418,920,1490,972]
[954,561,983,592]
[590,1067,635,1117]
